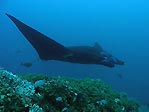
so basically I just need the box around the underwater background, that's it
[0,0,148,105]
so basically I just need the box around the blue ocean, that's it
[0,0,148,107]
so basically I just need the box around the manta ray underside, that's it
[6,13,124,67]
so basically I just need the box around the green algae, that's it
[0,69,139,112]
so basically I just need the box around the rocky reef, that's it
[0,68,139,112]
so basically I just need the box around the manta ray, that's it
[6,13,124,67]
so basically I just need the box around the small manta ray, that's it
[6,13,124,67]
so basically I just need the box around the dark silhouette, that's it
[20,62,32,68]
[6,13,124,67]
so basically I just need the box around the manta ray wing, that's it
[6,13,70,60]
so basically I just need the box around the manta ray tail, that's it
[6,13,70,60]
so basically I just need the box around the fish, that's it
[20,62,32,67]
[6,13,124,68]
[116,73,123,79]
[20,59,39,68]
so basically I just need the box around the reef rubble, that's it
[0,68,139,112]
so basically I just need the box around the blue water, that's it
[0,0,148,105]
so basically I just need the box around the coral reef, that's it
[0,69,139,112]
